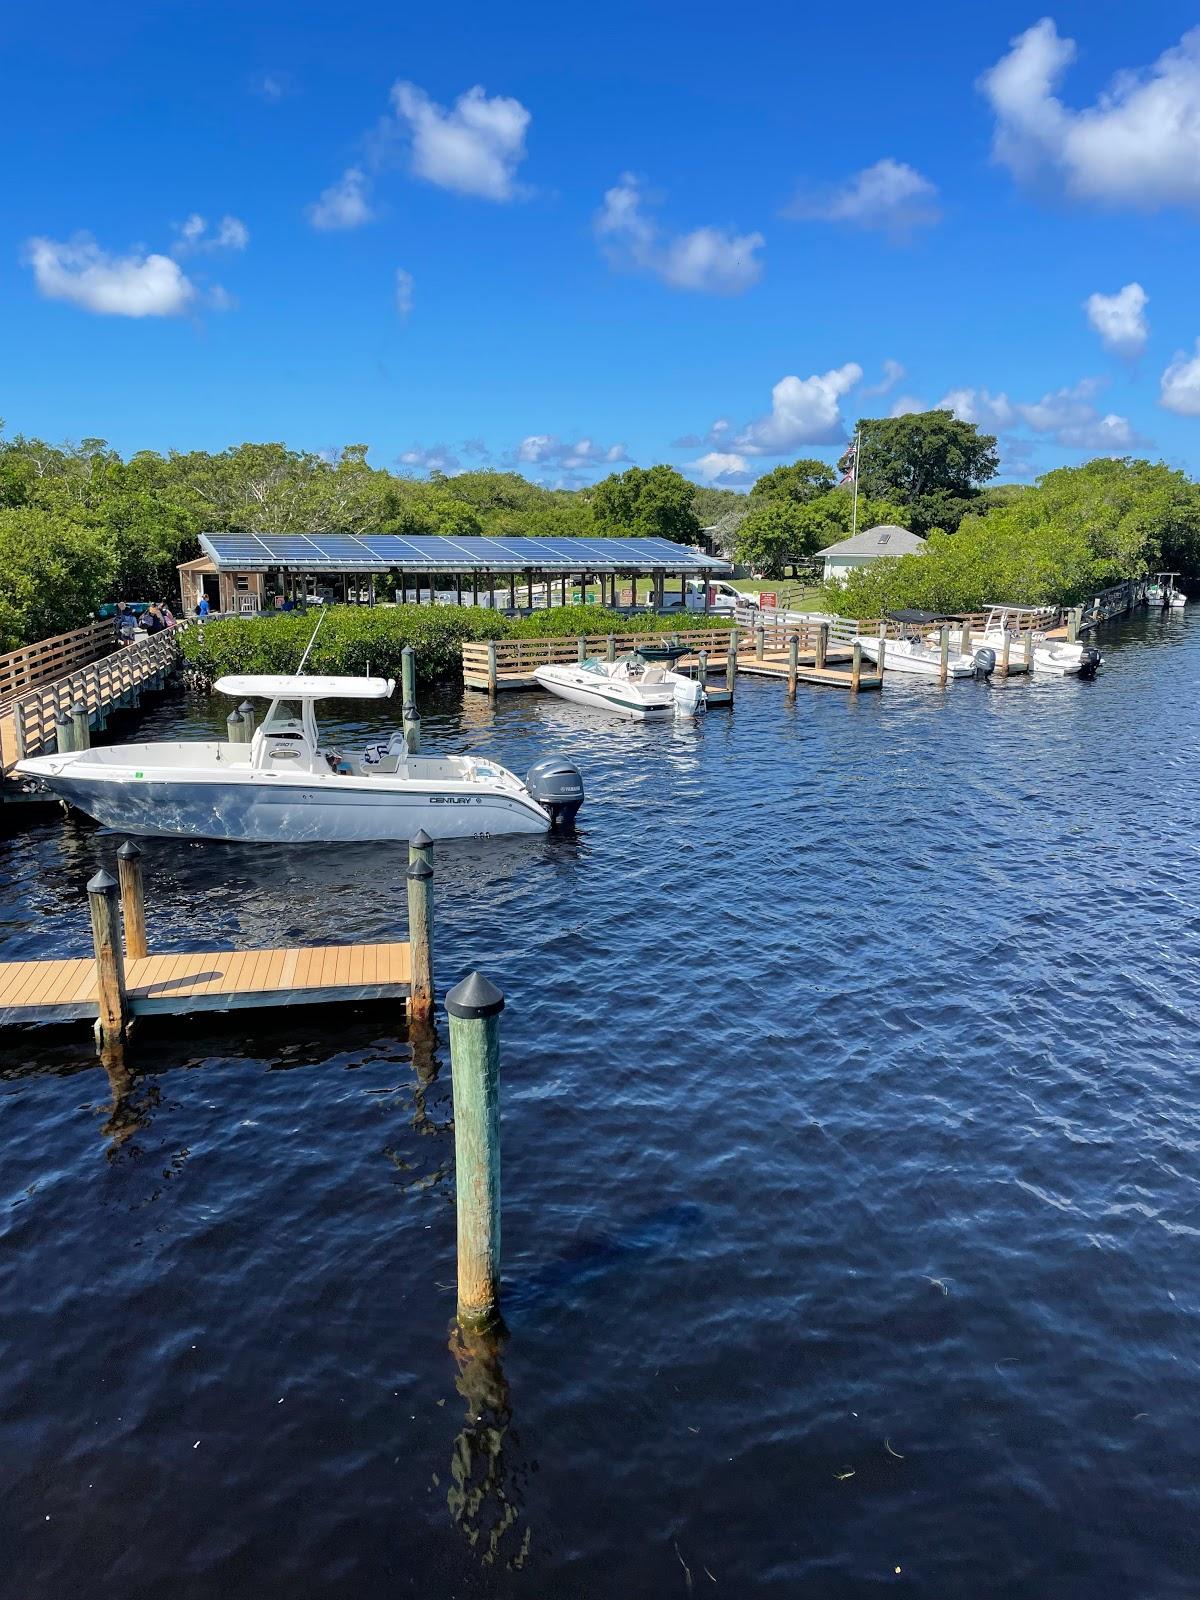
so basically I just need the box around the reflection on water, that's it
[447,1321,532,1572]
[96,1040,158,1155]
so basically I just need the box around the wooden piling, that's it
[877,629,888,676]
[697,649,708,691]
[755,624,765,661]
[71,699,90,750]
[116,840,148,960]
[409,827,433,869]
[787,634,799,698]
[606,634,616,663]
[406,858,434,1023]
[815,623,829,672]
[1067,607,1080,643]
[1000,631,1011,677]
[726,630,738,685]
[226,709,245,744]
[1024,631,1033,671]
[446,972,505,1329]
[238,700,257,740]
[87,870,127,1044]
[55,711,75,754]
[851,641,863,692]
[576,635,586,665]
[939,625,950,686]
[486,640,498,697]
[402,645,421,753]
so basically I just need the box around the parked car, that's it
[660,579,759,615]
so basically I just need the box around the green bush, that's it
[179,602,732,685]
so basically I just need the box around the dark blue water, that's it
[2,609,1198,1598]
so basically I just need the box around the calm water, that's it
[2,610,1199,1599]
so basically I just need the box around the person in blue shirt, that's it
[196,594,211,618]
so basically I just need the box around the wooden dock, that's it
[0,943,412,1028]
[462,628,736,704]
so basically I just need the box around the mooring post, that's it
[606,634,616,663]
[238,700,257,740]
[851,641,863,692]
[87,870,128,1045]
[446,972,505,1330]
[1024,630,1033,671]
[401,645,422,752]
[727,630,738,686]
[1000,631,1011,677]
[226,709,245,744]
[877,627,888,677]
[1067,607,1080,643]
[409,826,433,868]
[55,710,75,755]
[815,623,829,672]
[406,858,434,1023]
[486,640,498,698]
[787,634,799,697]
[697,649,708,692]
[116,840,148,960]
[71,699,91,750]
[754,624,765,661]
[576,635,586,665]
[939,625,950,686]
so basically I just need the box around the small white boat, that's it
[1146,572,1187,609]
[16,674,584,842]
[533,651,705,720]
[858,612,996,679]
[934,606,1102,678]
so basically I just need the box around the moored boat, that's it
[533,651,705,720]
[858,612,996,679]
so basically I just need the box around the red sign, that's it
[759,591,777,609]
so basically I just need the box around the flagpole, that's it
[850,426,861,539]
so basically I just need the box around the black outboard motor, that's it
[526,756,584,828]
[973,646,996,679]
[1078,646,1101,679]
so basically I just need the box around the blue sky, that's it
[5,0,1200,489]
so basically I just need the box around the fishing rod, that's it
[297,605,328,673]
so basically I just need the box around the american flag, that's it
[838,433,859,487]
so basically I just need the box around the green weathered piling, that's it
[409,827,433,870]
[226,709,246,744]
[446,972,505,1330]
[71,700,90,750]
[238,700,257,740]
[55,711,75,754]
[402,645,421,753]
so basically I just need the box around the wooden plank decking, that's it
[0,941,411,1028]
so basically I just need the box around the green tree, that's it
[749,458,837,504]
[845,410,999,535]
[591,464,701,543]
[734,499,808,575]
[0,507,116,650]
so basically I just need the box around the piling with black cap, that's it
[55,709,75,754]
[87,869,127,1044]
[407,856,434,1023]
[402,645,421,753]
[116,840,148,960]
[71,699,91,750]
[446,972,505,1328]
[409,827,433,869]
[226,709,245,744]
[238,700,257,740]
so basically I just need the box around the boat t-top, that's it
[533,647,706,720]
[855,612,997,679]
[934,606,1101,677]
[1146,572,1187,609]
[16,674,585,842]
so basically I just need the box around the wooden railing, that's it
[0,619,117,707]
[462,626,736,679]
[8,628,182,762]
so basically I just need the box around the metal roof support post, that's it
[527,571,534,611]
[509,574,516,613]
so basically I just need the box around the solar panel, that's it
[200,531,730,575]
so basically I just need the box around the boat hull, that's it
[856,638,976,678]
[533,665,676,719]
[17,767,550,842]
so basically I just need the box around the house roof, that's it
[821,525,926,559]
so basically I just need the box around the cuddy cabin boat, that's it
[932,606,1102,678]
[856,612,996,679]
[533,650,705,720]
[16,674,585,842]
[1146,572,1187,608]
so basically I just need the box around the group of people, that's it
[115,600,176,642]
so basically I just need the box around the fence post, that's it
[486,640,498,698]
[851,641,862,692]
[71,699,90,750]
[55,710,75,755]
[446,972,505,1330]
[402,645,421,753]
[116,840,148,961]
[87,870,128,1045]
[938,624,950,686]
[406,858,434,1023]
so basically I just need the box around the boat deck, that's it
[0,941,412,1028]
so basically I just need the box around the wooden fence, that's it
[0,619,117,707]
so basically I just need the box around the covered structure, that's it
[183,533,732,615]
[822,525,926,585]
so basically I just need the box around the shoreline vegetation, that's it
[178,604,734,686]
[4,412,1199,655]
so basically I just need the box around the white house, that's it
[821,525,926,584]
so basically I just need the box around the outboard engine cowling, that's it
[973,647,996,678]
[526,756,584,829]
[1078,646,1101,679]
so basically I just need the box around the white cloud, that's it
[785,159,941,237]
[1160,340,1200,414]
[979,19,1200,209]
[252,71,293,102]
[172,213,249,256]
[307,167,374,230]
[686,451,756,486]
[25,234,197,317]
[1084,282,1149,357]
[938,378,1139,450]
[889,394,927,417]
[397,443,461,474]
[861,358,906,398]
[514,435,629,470]
[390,81,530,201]
[732,365,863,454]
[595,173,764,296]
[395,268,414,319]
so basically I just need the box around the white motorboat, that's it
[533,650,706,720]
[16,674,584,842]
[857,612,996,679]
[1146,572,1187,609]
[932,606,1102,678]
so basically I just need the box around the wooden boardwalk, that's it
[0,941,412,1028]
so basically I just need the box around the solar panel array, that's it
[199,532,729,574]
